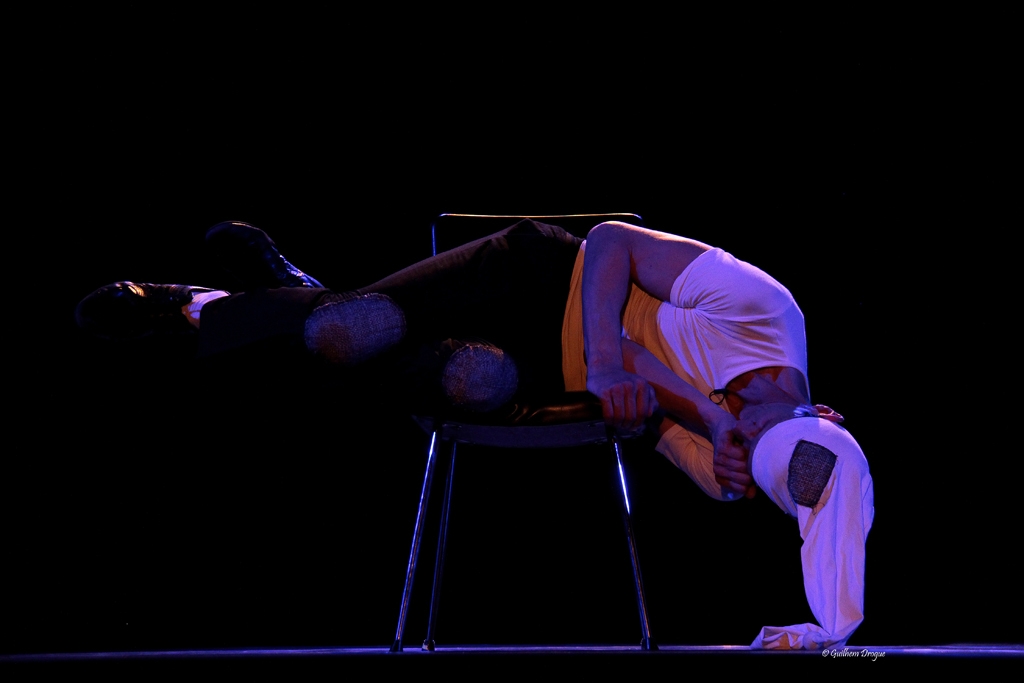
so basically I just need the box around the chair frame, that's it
[389,213,657,653]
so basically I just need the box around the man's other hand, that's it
[713,425,756,499]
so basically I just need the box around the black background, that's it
[6,12,1019,656]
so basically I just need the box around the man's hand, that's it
[711,419,756,499]
[586,367,658,431]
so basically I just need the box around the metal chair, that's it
[390,213,658,652]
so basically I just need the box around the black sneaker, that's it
[75,281,216,340]
[205,221,324,289]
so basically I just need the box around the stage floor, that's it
[4,643,1022,673]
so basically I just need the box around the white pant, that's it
[750,418,875,650]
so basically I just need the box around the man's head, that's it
[734,402,800,460]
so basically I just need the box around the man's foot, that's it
[75,282,218,340]
[304,293,406,365]
[205,220,325,289]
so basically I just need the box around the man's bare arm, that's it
[622,339,754,498]
[581,221,710,430]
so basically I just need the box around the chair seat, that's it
[411,392,642,448]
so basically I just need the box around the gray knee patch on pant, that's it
[441,342,518,412]
[788,440,837,507]
[304,293,406,365]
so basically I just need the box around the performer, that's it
[76,218,874,650]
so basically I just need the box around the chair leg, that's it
[422,442,457,651]
[391,431,441,653]
[612,435,658,651]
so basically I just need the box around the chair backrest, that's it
[430,212,645,256]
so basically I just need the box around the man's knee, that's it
[304,293,407,366]
[439,340,519,413]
